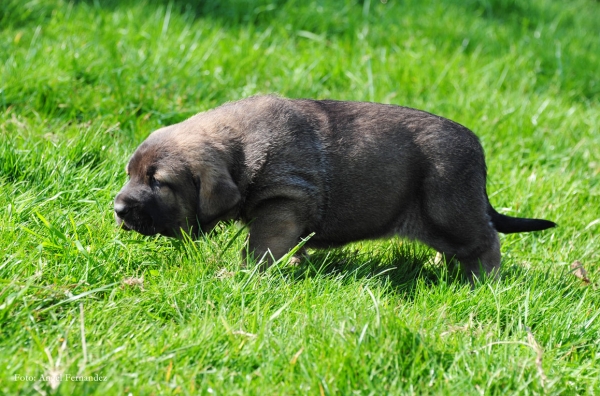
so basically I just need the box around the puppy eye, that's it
[149,175,160,188]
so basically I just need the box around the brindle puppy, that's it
[114,95,555,281]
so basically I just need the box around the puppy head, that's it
[114,128,241,238]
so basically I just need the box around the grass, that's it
[1,0,599,394]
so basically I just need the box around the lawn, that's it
[1,0,599,394]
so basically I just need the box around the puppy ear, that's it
[196,164,241,224]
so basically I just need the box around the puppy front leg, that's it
[243,202,306,270]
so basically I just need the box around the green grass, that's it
[1,0,599,394]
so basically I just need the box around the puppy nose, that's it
[114,202,129,218]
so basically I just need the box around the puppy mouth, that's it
[117,220,132,231]
[159,228,180,238]
[115,216,161,236]
[115,216,132,232]
[125,222,161,236]
[114,208,188,238]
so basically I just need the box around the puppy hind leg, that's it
[417,217,501,284]
[429,234,501,286]
[420,179,501,284]
[456,232,501,285]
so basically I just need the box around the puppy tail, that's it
[489,207,556,234]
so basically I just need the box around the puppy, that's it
[114,95,555,281]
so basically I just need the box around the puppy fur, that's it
[114,95,555,281]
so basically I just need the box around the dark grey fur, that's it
[114,95,555,281]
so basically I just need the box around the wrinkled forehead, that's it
[126,129,165,172]
[125,138,188,181]
[126,142,160,175]
[127,139,174,174]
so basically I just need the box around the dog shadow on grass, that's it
[281,239,469,300]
